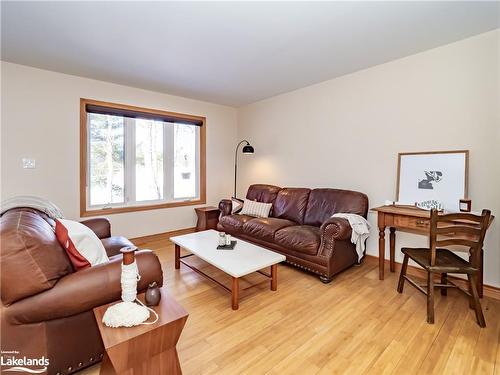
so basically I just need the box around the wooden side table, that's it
[93,289,188,375]
[195,206,220,231]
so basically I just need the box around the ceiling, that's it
[2,2,499,107]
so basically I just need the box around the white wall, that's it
[238,30,500,287]
[2,31,499,286]
[1,62,237,238]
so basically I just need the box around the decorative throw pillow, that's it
[239,199,272,218]
[55,219,109,271]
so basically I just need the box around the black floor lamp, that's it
[234,140,254,198]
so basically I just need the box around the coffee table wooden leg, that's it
[271,264,277,291]
[232,277,239,310]
[175,244,180,269]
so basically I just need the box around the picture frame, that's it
[396,150,469,212]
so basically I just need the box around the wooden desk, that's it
[372,205,493,297]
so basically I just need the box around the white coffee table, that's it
[170,229,286,310]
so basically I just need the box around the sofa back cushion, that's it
[271,188,311,224]
[304,188,369,227]
[246,184,281,204]
[0,208,73,305]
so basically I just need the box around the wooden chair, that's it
[397,208,491,327]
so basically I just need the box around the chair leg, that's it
[468,274,486,327]
[467,274,474,309]
[397,254,409,293]
[427,272,435,324]
[440,273,448,296]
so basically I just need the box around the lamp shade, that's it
[242,144,254,154]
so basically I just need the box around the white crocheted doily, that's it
[102,301,150,328]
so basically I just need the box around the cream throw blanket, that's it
[1,196,64,219]
[331,213,370,261]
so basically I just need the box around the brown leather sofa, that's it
[218,184,368,283]
[0,208,163,375]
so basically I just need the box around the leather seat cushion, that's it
[274,225,321,255]
[242,217,295,242]
[219,214,254,232]
[401,248,476,273]
[101,236,134,257]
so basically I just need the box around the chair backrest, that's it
[428,208,491,267]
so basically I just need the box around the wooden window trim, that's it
[80,98,206,217]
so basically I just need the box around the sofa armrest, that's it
[219,199,232,218]
[318,217,352,258]
[320,217,351,241]
[80,218,111,239]
[4,250,163,325]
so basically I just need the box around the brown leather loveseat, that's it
[0,208,163,375]
[218,184,368,283]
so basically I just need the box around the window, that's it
[80,99,206,216]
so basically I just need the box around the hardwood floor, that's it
[80,235,500,375]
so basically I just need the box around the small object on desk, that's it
[394,201,417,207]
[145,282,161,306]
[460,198,472,212]
[225,234,232,245]
[416,199,443,211]
[217,240,237,250]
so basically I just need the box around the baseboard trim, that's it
[364,255,500,301]
[130,227,196,244]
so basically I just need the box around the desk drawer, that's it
[393,215,430,230]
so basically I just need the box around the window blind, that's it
[85,104,204,126]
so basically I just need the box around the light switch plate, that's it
[22,158,36,169]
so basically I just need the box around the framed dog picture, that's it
[396,150,468,211]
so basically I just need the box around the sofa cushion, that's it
[0,208,73,305]
[242,217,295,242]
[272,188,311,224]
[246,184,281,204]
[219,214,253,232]
[274,225,321,255]
[304,188,369,227]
